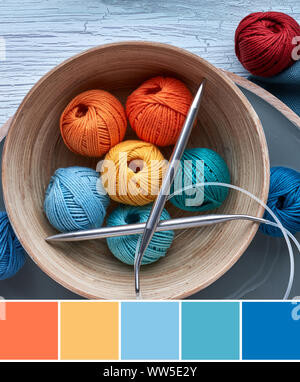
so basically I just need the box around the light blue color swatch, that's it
[182,302,240,360]
[121,302,179,360]
[243,302,300,360]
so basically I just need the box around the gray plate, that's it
[0,87,299,300]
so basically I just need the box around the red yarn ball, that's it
[235,11,300,77]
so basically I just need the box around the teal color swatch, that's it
[121,302,179,360]
[181,302,240,360]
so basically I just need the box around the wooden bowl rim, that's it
[2,41,270,299]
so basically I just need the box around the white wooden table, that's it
[1,0,300,126]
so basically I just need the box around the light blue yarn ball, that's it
[106,204,174,265]
[0,211,26,280]
[44,166,110,232]
[170,148,230,212]
[260,166,300,237]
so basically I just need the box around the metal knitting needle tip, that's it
[135,288,141,299]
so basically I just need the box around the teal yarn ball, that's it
[44,166,110,232]
[106,204,174,265]
[170,148,230,212]
[0,211,26,280]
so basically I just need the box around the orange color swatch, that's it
[0,302,58,360]
[60,302,119,360]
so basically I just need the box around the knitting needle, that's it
[46,213,268,242]
[134,80,206,297]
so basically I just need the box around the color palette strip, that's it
[0,301,299,360]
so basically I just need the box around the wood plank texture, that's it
[0,0,299,126]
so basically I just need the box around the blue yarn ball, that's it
[0,211,25,280]
[106,204,174,265]
[260,166,300,237]
[44,166,110,232]
[170,148,230,212]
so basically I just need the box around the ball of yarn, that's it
[260,166,300,237]
[60,89,127,157]
[235,12,300,77]
[170,148,230,212]
[126,76,193,146]
[106,204,174,265]
[44,166,110,232]
[101,140,167,206]
[0,211,25,280]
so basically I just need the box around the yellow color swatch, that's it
[60,302,119,360]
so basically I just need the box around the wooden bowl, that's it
[2,42,269,299]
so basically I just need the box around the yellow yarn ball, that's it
[101,140,166,206]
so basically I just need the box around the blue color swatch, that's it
[181,302,240,360]
[243,302,300,360]
[121,302,179,360]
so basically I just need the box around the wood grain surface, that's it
[0,0,299,127]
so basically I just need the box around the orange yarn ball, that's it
[60,89,127,157]
[126,76,193,146]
